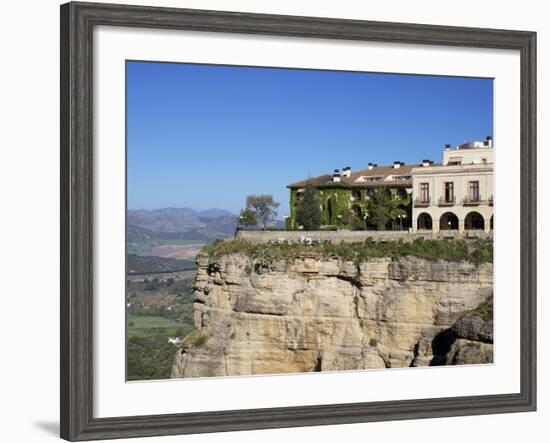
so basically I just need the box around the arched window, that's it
[396,188,408,200]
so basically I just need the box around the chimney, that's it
[393,161,401,169]
[342,166,351,177]
[422,159,433,167]
[485,136,493,147]
[332,169,341,183]
[445,143,452,150]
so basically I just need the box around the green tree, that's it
[335,207,365,230]
[335,207,354,229]
[295,185,322,230]
[367,188,393,230]
[389,193,411,230]
[239,208,257,227]
[351,214,366,231]
[246,195,280,230]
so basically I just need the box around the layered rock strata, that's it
[172,253,493,378]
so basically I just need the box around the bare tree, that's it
[246,195,280,230]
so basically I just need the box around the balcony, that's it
[438,196,456,206]
[414,197,431,207]
[462,195,486,206]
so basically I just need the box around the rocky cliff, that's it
[172,253,493,378]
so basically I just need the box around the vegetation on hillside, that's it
[126,272,195,380]
[127,336,178,381]
[204,237,493,268]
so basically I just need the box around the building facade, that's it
[411,138,494,233]
[287,162,413,230]
[287,137,494,234]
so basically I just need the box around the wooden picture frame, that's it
[60,2,536,440]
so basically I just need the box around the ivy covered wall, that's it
[288,185,411,230]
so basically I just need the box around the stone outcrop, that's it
[172,253,493,378]
[428,297,494,366]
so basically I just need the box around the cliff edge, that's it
[172,250,493,378]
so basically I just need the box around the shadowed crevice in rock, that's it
[429,328,459,365]
[335,274,362,289]
[312,354,323,372]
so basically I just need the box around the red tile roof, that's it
[287,164,418,189]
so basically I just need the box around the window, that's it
[469,181,480,201]
[392,175,412,181]
[396,188,408,200]
[448,157,462,165]
[420,183,429,203]
[365,176,382,182]
[444,182,454,202]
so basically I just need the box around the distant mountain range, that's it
[128,207,285,249]
[127,207,238,243]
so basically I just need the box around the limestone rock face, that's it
[172,254,493,378]
[442,304,494,365]
[446,339,493,365]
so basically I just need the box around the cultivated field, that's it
[141,243,204,260]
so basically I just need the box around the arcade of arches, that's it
[416,211,493,232]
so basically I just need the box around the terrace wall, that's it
[235,229,492,244]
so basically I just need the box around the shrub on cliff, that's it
[183,329,208,348]
[203,238,493,268]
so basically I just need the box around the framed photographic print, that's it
[60,1,537,441]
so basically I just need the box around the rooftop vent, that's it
[332,169,341,183]
[342,166,351,177]
[367,162,376,170]
[485,136,493,147]
[445,144,452,150]
[422,159,433,167]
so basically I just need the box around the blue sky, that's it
[127,61,493,215]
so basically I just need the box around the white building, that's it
[411,137,494,233]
